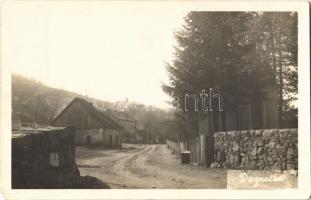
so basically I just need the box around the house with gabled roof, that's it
[52,97,121,148]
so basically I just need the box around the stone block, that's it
[213,129,297,170]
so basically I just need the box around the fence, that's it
[166,128,298,170]
[166,133,210,167]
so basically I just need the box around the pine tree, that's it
[163,12,276,136]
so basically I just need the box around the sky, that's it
[2,1,189,108]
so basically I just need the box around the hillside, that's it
[12,74,84,124]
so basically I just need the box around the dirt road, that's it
[76,144,226,189]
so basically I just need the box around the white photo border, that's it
[0,0,309,199]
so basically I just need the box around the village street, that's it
[75,144,227,189]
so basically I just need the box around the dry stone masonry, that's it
[213,129,298,170]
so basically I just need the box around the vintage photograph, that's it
[1,1,306,195]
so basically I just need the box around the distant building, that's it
[107,111,137,143]
[52,97,121,148]
[12,126,80,188]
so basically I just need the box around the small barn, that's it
[52,98,121,148]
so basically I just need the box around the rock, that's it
[262,130,271,137]
[249,130,256,135]
[255,129,262,136]
[213,128,297,170]
[257,147,263,154]
[287,163,296,170]
[256,138,264,147]
[232,141,239,152]
[287,148,295,155]
[227,131,235,137]
[250,147,257,156]
[268,141,276,148]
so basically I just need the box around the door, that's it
[86,135,91,145]
[116,135,119,145]
[109,135,112,146]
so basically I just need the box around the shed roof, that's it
[12,126,68,139]
[52,97,121,129]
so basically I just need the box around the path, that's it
[75,144,226,189]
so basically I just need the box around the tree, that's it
[251,12,298,127]
[163,12,276,137]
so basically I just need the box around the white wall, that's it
[103,129,121,147]
[75,128,104,145]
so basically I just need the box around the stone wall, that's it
[213,129,298,170]
[12,127,80,188]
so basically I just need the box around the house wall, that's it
[103,129,121,147]
[75,128,104,146]
[76,128,121,148]
[120,129,128,142]
[118,120,136,143]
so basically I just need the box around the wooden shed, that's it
[12,126,80,188]
[52,98,121,148]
